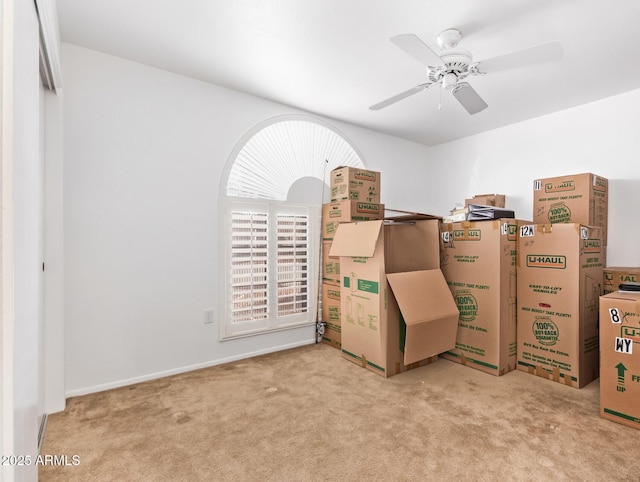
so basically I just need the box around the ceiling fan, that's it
[370,29,563,114]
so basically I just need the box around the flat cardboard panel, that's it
[599,291,640,430]
[387,270,457,324]
[338,229,387,375]
[405,316,459,364]
[330,220,383,258]
[387,270,459,366]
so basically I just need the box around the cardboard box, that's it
[330,167,380,203]
[330,218,459,378]
[321,201,384,242]
[604,267,640,295]
[533,173,608,244]
[443,207,469,224]
[439,219,519,376]
[517,223,604,388]
[465,194,506,208]
[321,283,341,349]
[322,241,340,286]
[599,291,640,430]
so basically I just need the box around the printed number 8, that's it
[609,308,621,324]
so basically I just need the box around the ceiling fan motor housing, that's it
[427,47,473,84]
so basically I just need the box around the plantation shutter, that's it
[223,200,318,338]
[276,214,309,317]
[230,211,269,324]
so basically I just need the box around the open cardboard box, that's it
[330,218,458,378]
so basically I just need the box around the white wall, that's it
[1,0,45,481]
[61,43,431,396]
[426,90,640,267]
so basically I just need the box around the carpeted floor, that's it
[40,343,640,481]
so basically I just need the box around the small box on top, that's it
[330,166,380,203]
[532,172,608,244]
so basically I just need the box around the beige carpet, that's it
[40,343,640,481]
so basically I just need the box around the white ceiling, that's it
[56,0,640,146]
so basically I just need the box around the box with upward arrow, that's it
[599,291,640,430]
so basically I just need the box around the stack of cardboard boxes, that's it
[438,174,611,387]
[320,167,383,348]
[516,173,607,388]
[319,167,639,430]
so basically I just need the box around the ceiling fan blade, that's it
[369,83,431,110]
[452,83,488,114]
[478,41,563,73]
[390,34,443,66]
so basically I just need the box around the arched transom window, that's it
[221,117,365,339]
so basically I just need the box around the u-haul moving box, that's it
[322,241,341,286]
[439,219,519,376]
[322,201,385,242]
[330,167,380,203]
[599,291,640,430]
[532,172,608,244]
[517,223,604,388]
[321,283,341,349]
[604,267,640,295]
[330,218,458,378]
[321,201,385,286]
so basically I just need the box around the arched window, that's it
[220,116,365,339]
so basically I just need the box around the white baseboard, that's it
[65,338,317,398]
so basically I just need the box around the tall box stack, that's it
[320,167,382,349]
[599,290,640,430]
[533,172,608,244]
[439,219,519,376]
[516,223,604,388]
[604,267,640,295]
[330,216,459,378]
